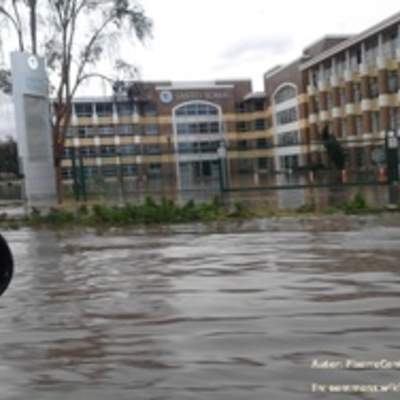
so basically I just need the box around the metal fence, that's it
[61,166,390,211]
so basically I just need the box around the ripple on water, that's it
[1,220,400,399]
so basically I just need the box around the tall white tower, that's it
[11,52,57,207]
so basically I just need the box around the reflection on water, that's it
[1,217,400,399]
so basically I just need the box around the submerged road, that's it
[1,216,400,399]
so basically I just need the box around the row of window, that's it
[74,102,157,118]
[230,138,273,150]
[178,142,221,154]
[64,137,279,159]
[175,103,218,116]
[310,29,399,83]
[67,124,160,138]
[236,119,268,132]
[176,122,221,135]
[62,163,162,179]
[312,73,399,111]
[63,144,163,157]
[326,109,400,136]
[235,100,266,113]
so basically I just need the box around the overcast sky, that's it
[1,1,400,138]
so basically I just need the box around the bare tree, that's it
[0,0,152,201]
[0,0,25,51]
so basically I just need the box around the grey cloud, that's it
[221,36,294,61]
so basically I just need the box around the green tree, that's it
[0,0,152,201]
[0,136,19,176]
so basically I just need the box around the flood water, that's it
[1,216,400,399]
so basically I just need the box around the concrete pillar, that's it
[361,42,366,63]
[92,103,98,124]
[378,33,384,57]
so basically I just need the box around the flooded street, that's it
[1,217,400,399]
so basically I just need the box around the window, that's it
[274,85,296,104]
[371,111,380,133]
[143,103,158,116]
[340,87,347,106]
[145,124,158,135]
[278,130,299,146]
[336,56,345,77]
[122,165,138,176]
[355,148,364,168]
[200,142,219,153]
[326,92,333,109]
[236,121,249,132]
[95,102,113,117]
[79,146,97,157]
[276,107,298,125]
[177,122,220,135]
[254,119,266,131]
[144,144,161,155]
[83,166,99,177]
[148,163,161,175]
[369,77,379,98]
[117,125,132,135]
[279,155,299,169]
[63,147,72,158]
[178,143,193,153]
[178,142,219,154]
[119,144,140,155]
[62,168,72,179]
[388,71,398,94]
[116,102,133,116]
[237,140,249,150]
[355,116,363,135]
[257,138,272,149]
[66,128,76,138]
[102,166,117,177]
[133,124,144,135]
[75,103,93,117]
[389,107,400,130]
[350,48,362,71]
[98,125,114,136]
[312,96,320,113]
[100,146,116,156]
[341,118,348,136]
[353,83,361,102]
[78,126,95,138]
[258,157,273,170]
[238,159,252,173]
[383,30,397,59]
[365,40,378,66]
[175,102,218,116]
[235,102,246,113]
[254,100,265,111]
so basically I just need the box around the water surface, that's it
[1,216,400,399]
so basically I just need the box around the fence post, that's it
[385,130,399,209]
[70,147,79,201]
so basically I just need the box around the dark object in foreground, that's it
[0,234,13,296]
[322,126,345,170]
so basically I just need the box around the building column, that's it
[92,103,98,124]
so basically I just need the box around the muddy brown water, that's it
[1,216,400,399]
